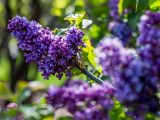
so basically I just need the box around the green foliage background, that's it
[0,0,159,119]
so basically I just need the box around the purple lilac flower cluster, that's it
[38,27,84,79]
[95,36,136,78]
[137,11,160,82]
[108,21,132,45]
[7,16,84,79]
[47,80,114,120]
[7,16,53,63]
[96,34,160,117]
[108,0,132,45]
[109,0,119,20]
[66,27,85,51]
[115,59,159,116]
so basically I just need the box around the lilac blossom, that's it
[137,11,160,81]
[8,16,85,79]
[96,35,160,118]
[7,16,53,63]
[109,21,132,45]
[47,80,114,120]
[109,0,119,20]
[95,36,136,78]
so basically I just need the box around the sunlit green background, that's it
[0,0,159,119]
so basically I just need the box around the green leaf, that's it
[109,100,131,120]
[145,113,156,120]
[82,19,92,28]
[71,68,81,76]
[135,0,139,12]
[82,36,102,73]
[5,108,18,119]
[53,28,59,34]
[17,88,31,104]
[35,104,53,116]
[0,82,12,100]
[149,0,160,11]
[20,105,40,120]
[0,56,10,81]
[19,103,53,120]
[64,13,85,26]
[58,117,73,120]
[122,0,149,13]
[118,0,124,14]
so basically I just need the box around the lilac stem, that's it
[80,68,115,90]
[80,68,104,84]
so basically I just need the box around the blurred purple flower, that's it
[109,0,119,20]
[137,11,160,80]
[96,34,160,117]
[46,80,114,119]
[109,21,132,45]
[95,36,136,78]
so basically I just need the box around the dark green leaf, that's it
[17,88,31,104]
